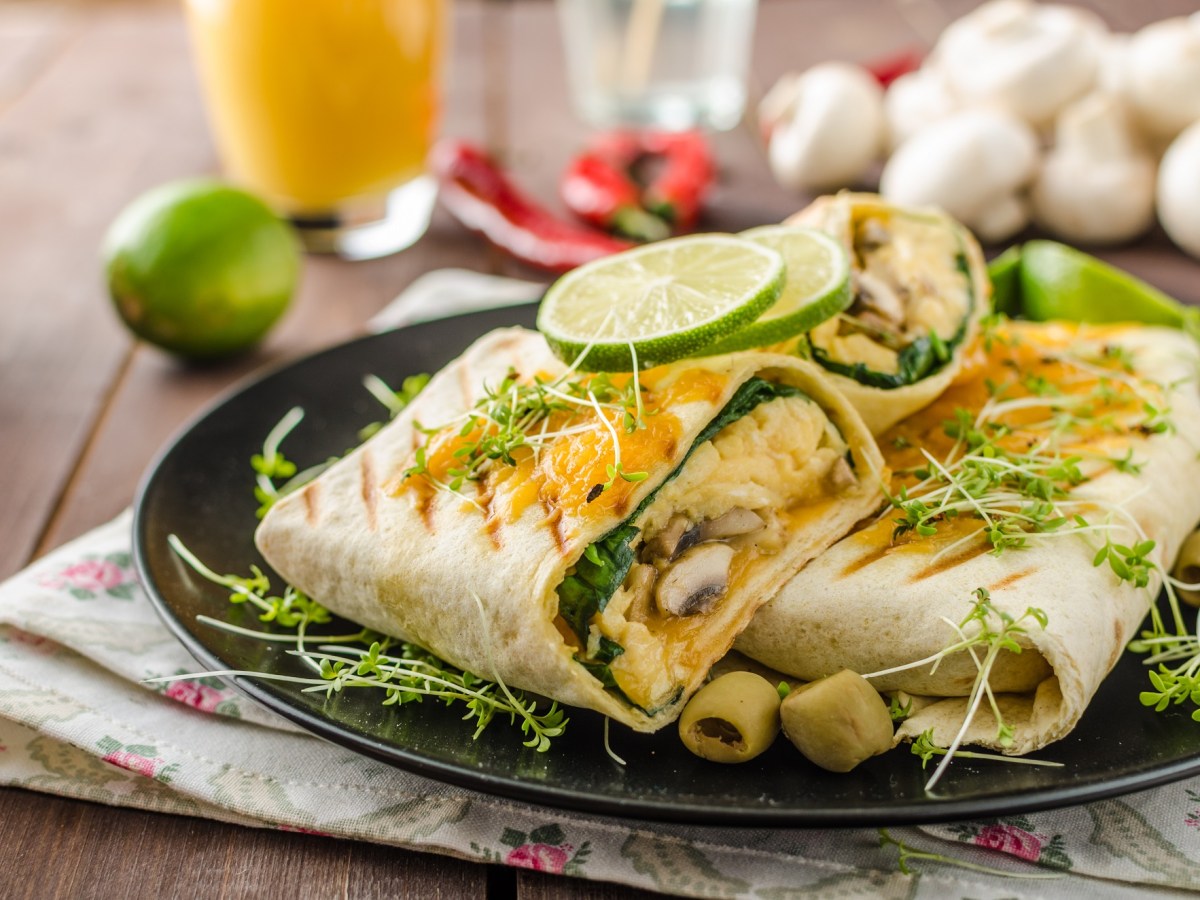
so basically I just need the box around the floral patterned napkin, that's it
[3,272,1200,898]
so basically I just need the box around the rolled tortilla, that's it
[256,327,885,732]
[737,320,1200,754]
[787,192,991,435]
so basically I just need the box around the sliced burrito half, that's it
[256,327,885,732]
[737,320,1200,754]
[787,192,990,434]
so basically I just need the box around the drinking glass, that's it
[183,0,445,260]
[557,0,758,132]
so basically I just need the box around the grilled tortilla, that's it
[787,192,990,435]
[737,320,1200,754]
[256,327,885,732]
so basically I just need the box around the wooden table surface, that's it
[2,0,1198,897]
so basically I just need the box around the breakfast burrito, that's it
[787,192,990,435]
[737,320,1200,754]
[256,327,885,732]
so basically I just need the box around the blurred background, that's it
[3,0,1200,572]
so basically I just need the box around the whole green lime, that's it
[104,179,300,359]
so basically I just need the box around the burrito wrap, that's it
[257,327,885,732]
[737,322,1200,754]
[786,192,991,435]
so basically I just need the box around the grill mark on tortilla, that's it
[457,359,476,409]
[541,498,568,555]
[839,543,895,578]
[909,541,990,582]
[413,478,436,532]
[302,483,320,525]
[989,567,1035,592]
[1108,619,1127,671]
[479,482,501,549]
[360,450,378,532]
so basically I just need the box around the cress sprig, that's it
[403,343,650,507]
[877,327,1200,775]
[886,336,1179,608]
[862,587,1060,790]
[877,828,1062,880]
[159,375,569,751]
[158,540,567,750]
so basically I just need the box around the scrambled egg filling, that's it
[591,394,855,710]
[810,211,971,375]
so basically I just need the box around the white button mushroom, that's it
[1031,93,1156,245]
[884,67,959,149]
[1125,14,1200,144]
[879,109,1039,243]
[1158,121,1200,260]
[932,0,1107,128]
[761,62,885,192]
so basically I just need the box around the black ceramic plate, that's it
[134,304,1200,826]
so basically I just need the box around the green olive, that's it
[678,671,781,764]
[1173,530,1200,608]
[780,669,894,773]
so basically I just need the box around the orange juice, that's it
[184,0,444,215]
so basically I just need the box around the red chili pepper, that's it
[560,130,715,239]
[864,49,923,88]
[560,153,671,243]
[429,139,632,273]
[638,131,714,229]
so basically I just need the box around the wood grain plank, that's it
[0,4,217,579]
[36,0,496,551]
[517,870,661,900]
[0,3,78,114]
[0,788,489,899]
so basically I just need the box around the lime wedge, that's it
[702,225,851,354]
[538,234,786,371]
[987,245,1022,317]
[1019,240,1188,328]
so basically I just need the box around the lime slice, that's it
[1019,240,1188,328]
[702,225,851,354]
[537,234,786,371]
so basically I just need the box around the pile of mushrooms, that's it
[760,0,1200,258]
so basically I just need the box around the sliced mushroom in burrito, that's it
[787,192,990,434]
[255,327,885,732]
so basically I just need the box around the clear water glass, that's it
[557,0,758,132]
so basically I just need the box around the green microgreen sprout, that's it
[877,329,1200,765]
[250,407,343,520]
[358,372,432,440]
[877,828,1062,880]
[887,693,912,722]
[884,338,1177,594]
[1131,565,1200,723]
[159,537,567,751]
[251,407,302,518]
[603,717,627,766]
[403,340,648,507]
[862,588,1058,790]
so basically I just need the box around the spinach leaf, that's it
[811,252,974,390]
[556,377,807,646]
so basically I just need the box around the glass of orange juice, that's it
[183,0,445,260]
